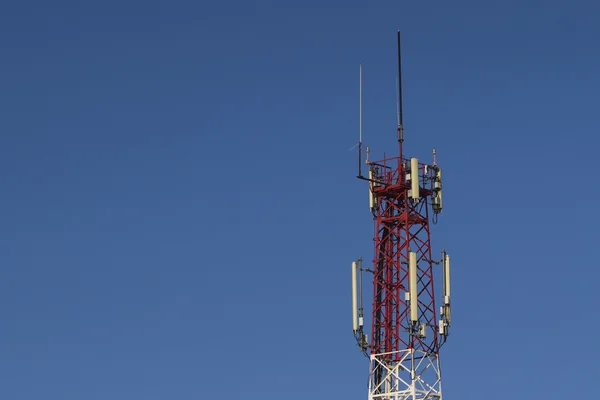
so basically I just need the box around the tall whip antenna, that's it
[357,64,364,178]
[396,76,400,125]
[397,31,405,161]
[360,63,363,144]
[397,31,404,149]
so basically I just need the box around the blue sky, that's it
[1,0,599,398]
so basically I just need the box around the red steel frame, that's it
[369,153,439,360]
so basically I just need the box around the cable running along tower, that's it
[350,32,452,400]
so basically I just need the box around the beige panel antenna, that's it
[409,251,418,322]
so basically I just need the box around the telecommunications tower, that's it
[350,31,453,400]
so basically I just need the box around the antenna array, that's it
[348,31,453,400]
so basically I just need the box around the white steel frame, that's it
[368,349,442,400]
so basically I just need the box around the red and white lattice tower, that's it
[350,31,452,400]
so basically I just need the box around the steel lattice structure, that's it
[350,31,452,400]
[370,156,437,355]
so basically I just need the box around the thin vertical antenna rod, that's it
[397,31,403,127]
[397,31,404,152]
[360,64,363,143]
[357,64,364,178]
[396,76,400,125]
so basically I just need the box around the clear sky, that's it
[1,0,599,398]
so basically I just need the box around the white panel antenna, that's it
[409,251,418,322]
[410,158,420,200]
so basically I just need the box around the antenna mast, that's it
[397,30,404,159]
[360,63,363,144]
[358,64,364,178]
[349,31,452,400]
